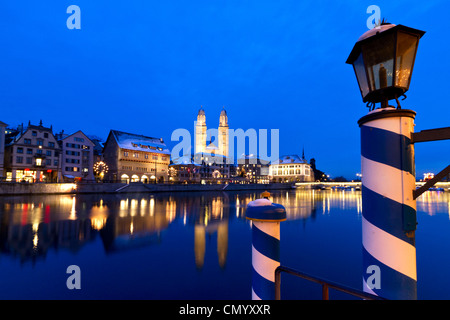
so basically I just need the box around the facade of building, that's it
[103,130,170,183]
[57,130,95,181]
[169,156,201,183]
[235,155,270,183]
[171,153,231,184]
[193,152,231,183]
[4,121,61,182]
[269,155,314,183]
[0,121,7,179]
[195,106,229,158]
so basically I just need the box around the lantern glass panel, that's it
[362,32,395,92]
[396,31,419,89]
[353,52,370,98]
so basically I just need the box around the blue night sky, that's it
[0,0,449,179]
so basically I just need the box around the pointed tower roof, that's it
[197,105,206,124]
[219,106,228,127]
[198,105,205,116]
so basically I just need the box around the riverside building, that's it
[4,121,61,182]
[102,130,170,183]
[269,154,314,183]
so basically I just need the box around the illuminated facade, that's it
[169,156,201,183]
[4,121,61,182]
[235,155,270,183]
[269,155,314,183]
[0,121,6,179]
[103,130,170,183]
[171,153,231,184]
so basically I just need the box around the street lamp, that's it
[347,21,426,300]
[346,22,425,110]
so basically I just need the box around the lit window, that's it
[36,158,42,166]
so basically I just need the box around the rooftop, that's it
[272,155,308,165]
[111,130,170,155]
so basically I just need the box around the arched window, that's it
[131,174,139,183]
[121,174,129,184]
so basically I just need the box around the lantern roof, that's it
[346,24,425,65]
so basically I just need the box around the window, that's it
[46,150,52,156]
[46,159,51,165]
[32,131,37,136]
[75,137,84,142]
[27,148,33,154]
[37,140,43,146]
[37,149,42,155]
[16,156,23,163]
[66,143,80,149]
[44,133,49,138]
[17,147,23,154]
[144,154,149,159]
[36,158,42,166]
[26,157,32,164]
[49,142,55,148]
[124,151,129,157]
[24,139,31,145]
[133,153,139,158]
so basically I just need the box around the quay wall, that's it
[0,182,296,196]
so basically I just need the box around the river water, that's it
[0,189,448,299]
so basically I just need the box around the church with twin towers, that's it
[195,106,229,158]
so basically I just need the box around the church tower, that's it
[218,107,229,158]
[195,106,207,154]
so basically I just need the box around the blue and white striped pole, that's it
[359,108,417,300]
[246,192,286,300]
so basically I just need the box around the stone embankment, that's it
[0,182,297,195]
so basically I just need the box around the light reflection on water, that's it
[0,189,448,299]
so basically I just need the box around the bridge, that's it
[295,181,450,190]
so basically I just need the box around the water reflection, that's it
[417,190,450,217]
[0,189,445,267]
[0,190,363,265]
